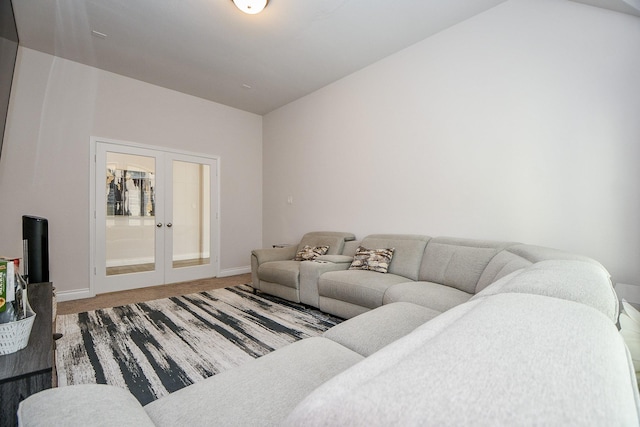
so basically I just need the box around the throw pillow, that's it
[294,245,329,261]
[349,246,395,273]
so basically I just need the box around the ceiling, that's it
[10,0,640,115]
[10,0,510,115]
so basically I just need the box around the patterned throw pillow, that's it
[349,246,395,273]
[294,245,329,261]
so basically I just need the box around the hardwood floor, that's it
[57,273,252,315]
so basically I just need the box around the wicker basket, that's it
[0,306,36,355]
[0,312,36,355]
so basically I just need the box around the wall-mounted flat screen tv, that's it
[0,0,19,162]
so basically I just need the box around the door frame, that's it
[89,136,221,297]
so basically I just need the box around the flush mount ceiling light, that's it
[232,0,268,14]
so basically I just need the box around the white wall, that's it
[263,0,640,285]
[0,47,262,297]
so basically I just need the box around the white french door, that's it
[164,153,216,284]
[93,140,219,294]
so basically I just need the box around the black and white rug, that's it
[55,285,342,405]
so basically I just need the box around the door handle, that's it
[156,223,163,228]
[166,223,173,228]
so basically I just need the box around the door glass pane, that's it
[172,161,210,269]
[105,152,156,276]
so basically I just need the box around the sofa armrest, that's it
[300,260,352,308]
[251,246,299,291]
[252,246,298,265]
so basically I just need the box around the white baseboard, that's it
[55,288,94,302]
[615,283,640,304]
[218,266,251,278]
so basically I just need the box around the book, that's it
[0,258,20,322]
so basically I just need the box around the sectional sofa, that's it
[18,232,640,425]
[251,232,615,318]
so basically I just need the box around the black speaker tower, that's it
[22,215,49,284]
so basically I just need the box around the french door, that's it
[93,140,218,294]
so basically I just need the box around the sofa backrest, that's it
[475,243,604,293]
[419,237,515,294]
[360,234,431,281]
[341,240,361,257]
[298,232,356,256]
[473,259,618,322]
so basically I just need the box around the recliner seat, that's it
[250,231,355,303]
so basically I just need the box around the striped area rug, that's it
[55,285,342,405]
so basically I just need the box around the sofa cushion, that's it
[294,245,329,261]
[419,237,513,294]
[319,269,409,310]
[359,235,430,281]
[383,281,472,312]
[324,302,440,356]
[144,337,364,426]
[319,298,371,319]
[349,246,395,273]
[285,293,639,426]
[473,259,619,321]
[258,260,301,288]
[18,384,156,427]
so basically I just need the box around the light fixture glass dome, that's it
[232,0,268,15]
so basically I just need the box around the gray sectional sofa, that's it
[18,232,640,425]
[252,233,607,319]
